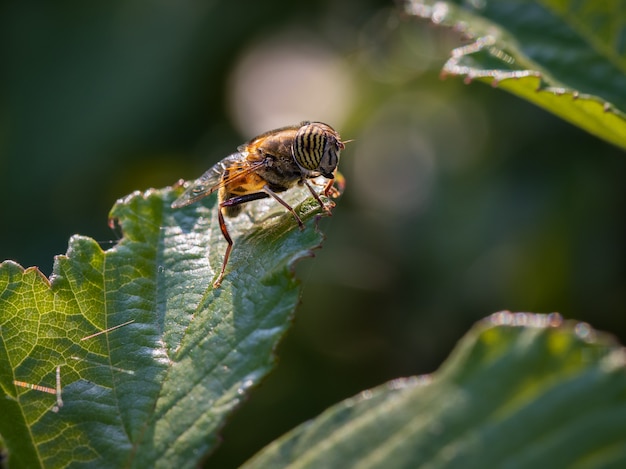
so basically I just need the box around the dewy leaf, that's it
[405,0,626,150]
[0,184,330,469]
[243,313,626,469]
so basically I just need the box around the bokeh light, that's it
[228,34,354,135]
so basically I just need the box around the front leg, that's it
[302,179,334,215]
[323,171,345,199]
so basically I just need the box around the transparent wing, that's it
[171,152,264,209]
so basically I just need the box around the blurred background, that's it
[1,0,625,467]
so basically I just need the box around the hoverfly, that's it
[172,121,346,288]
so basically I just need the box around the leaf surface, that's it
[406,0,626,149]
[244,313,626,468]
[0,185,329,468]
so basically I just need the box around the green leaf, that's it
[243,313,626,468]
[405,0,626,150]
[0,185,330,468]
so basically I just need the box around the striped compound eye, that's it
[293,122,343,178]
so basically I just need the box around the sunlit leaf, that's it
[405,0,626,150]
[243,313,626,468]
[0,185,331,468]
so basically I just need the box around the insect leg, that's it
[220,192,270,208]
[302,180,333,214]
[214,192,270,288]
[324,171,345,198]
[262,186,305,229]
[214,207,233,288]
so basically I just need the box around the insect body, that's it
[172,121,345,288]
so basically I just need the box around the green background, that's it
[1,1,625,467]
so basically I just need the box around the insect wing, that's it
[171,152,264,209]
[171,153,239,208]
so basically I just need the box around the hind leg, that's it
[213,192,269,288]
